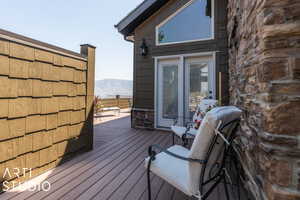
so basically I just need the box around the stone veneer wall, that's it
[228,0,300,199]
[131,109,154,129]
[0,31,95,190]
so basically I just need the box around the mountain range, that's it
[95,79,133,98]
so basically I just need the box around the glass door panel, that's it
[188,63,209,119]
[162,65,178,119]
[157,58,182,128]
[185,57,214,123]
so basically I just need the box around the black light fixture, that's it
[140,38,148,56]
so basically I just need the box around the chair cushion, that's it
[198,99,218,113]
[145,145,193,196]
[171,126,198,138]
[175,99,218,137]
[187,106,242,195]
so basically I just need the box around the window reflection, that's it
[158,0,212,44]
[189,63,209,119]
[163,65,178,119]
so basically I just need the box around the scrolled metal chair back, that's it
[199,119,240,199]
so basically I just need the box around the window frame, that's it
[155,0,215,46]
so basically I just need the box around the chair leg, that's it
[147,164,152,200]
[237,171,241,200]
[183,140,188,147]
[201,175,223,200]
[234,157,241,200]
[182,136,188,147]
[223,175,230,200]
[172,133,175,145]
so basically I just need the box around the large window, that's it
[156,0,213,45]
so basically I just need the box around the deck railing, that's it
[94,96,132,113]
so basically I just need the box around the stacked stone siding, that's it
[228,0,300,199]
[131,109,154,129]
[0,34,95,189]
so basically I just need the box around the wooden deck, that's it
[1,116,244,200]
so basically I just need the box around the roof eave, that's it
[115,0,170,37]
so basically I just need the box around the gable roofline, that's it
[115,0,170,37]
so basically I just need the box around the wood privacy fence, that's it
[0,29,95,190]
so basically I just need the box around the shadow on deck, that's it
[0,116,246,200]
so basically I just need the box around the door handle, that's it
[209,91,213,99]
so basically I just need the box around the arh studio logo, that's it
[2,168,51,192]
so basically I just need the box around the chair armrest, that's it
[180,126,196,143]
[173,118,178,126]
[148,144,206,164]
[185,121,194,127]
[172,117,194,127]
[183,132,196,139]
[185,122,194,131]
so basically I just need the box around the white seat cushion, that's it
[171,126,198,138]
[188,106,242,195]
[145,145,193,196]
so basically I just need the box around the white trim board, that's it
[153,51,217,59]
[154,57,158,128]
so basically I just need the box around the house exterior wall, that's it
[228,0,300,199]
[0,31,95,190]
[132,0,228,129]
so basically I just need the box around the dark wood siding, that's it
[133,0,228,109]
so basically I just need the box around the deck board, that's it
[20,132,144,200]
[2,116,246,200]
[59,133,165,200]
[156,182,175,200]
[139,175,165,200]
[85,135,169,200]
[35,131,155,200]
[0,129,140,200]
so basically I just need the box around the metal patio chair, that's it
[171,99,218,145]
[145,106,242,200]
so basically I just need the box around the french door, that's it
[157,58,183,127]
[156,54,215,128]
[185,56,215,121]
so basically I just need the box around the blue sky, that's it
[0,0,143,80]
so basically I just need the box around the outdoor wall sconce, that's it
[140,39,148,56]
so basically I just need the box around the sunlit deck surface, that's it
[2,115,243,200]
